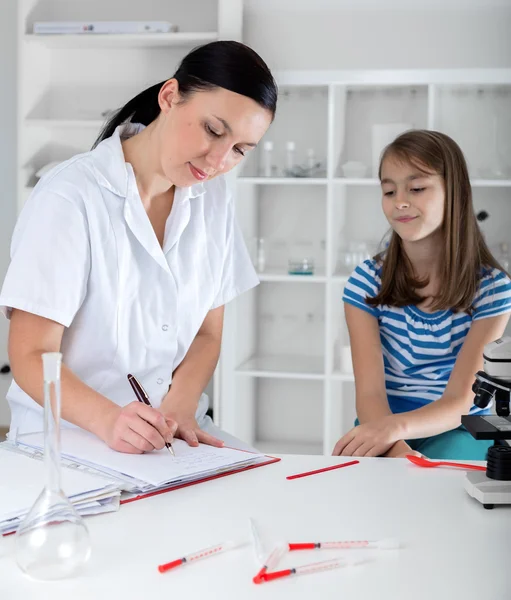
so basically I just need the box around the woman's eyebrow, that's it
[212,115,257,147]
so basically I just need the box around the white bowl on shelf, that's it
[340,161,368,178]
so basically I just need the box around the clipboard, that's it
[120,454,281,504]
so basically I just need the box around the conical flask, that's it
[15,352,91,580]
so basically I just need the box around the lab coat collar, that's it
[91,122,205,201]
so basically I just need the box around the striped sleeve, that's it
[472,268,511,321]
[342,259,381,317]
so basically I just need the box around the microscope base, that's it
[465,471,511,509]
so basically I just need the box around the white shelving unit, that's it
[17,0,243,211]
[220,69,511,456]
[16,0,244,422]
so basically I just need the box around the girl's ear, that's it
[158,79,180,115]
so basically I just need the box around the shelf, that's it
[23,31,218,49]
[236,355,325,380]
[25,118,105,129]
[238,177,327,185]
[258,268,327,283]
[255,440,323,456]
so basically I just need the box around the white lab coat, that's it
[0,124,258,450]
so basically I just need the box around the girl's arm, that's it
[332,304,414,457]
[397,314,510,440]
[345,303,390,422]
[335,313,510,456]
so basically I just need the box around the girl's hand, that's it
[163,402,224,448]
[104,401,178,454]
[332,416,404,457]
[384,440,422,459]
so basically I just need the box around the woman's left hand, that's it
[162,402,224,448]
[332,416,404,457]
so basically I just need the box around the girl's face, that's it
[155,80,272,187]
[380,156,445,243]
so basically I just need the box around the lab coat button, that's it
[157,378,164,385]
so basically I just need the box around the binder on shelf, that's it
[33,21,178,35]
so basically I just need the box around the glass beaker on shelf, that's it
[15,352,91,580]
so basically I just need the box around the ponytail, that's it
[93,41,277,149]
[93,82,164,148]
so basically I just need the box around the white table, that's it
[1,455,509,600]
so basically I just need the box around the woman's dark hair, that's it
[367,129,508,314]
[93,40,277,147]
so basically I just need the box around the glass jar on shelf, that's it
[335,241,372,275]
[288,257,315,276]
[261,140,274,177]
[288,240,315,275]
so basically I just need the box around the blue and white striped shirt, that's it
[342,259,511,415]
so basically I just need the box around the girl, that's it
[334,130,511,460]
[0,41,277,454]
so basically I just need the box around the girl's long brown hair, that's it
[367,130,506,314]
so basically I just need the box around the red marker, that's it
[286,460,359,480]
[158,540,241,574]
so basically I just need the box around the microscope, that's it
[462,337,511,509]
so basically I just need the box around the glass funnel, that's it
[15,352,91,580]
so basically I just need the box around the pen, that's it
[127,373,175,457]
[286,460,359,480]
[158,540,242,573]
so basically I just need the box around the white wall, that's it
[244,1,511,70]
[0,0,17,426]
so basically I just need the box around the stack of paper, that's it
[15,429,268,498]
[0,446,121,535]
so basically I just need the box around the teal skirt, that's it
[354,419,492,460]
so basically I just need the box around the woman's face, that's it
[380,155,445,244]
[156,80,272,187]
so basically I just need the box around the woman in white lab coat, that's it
[0,41,277,454]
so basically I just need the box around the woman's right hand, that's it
[103,401,178,454]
